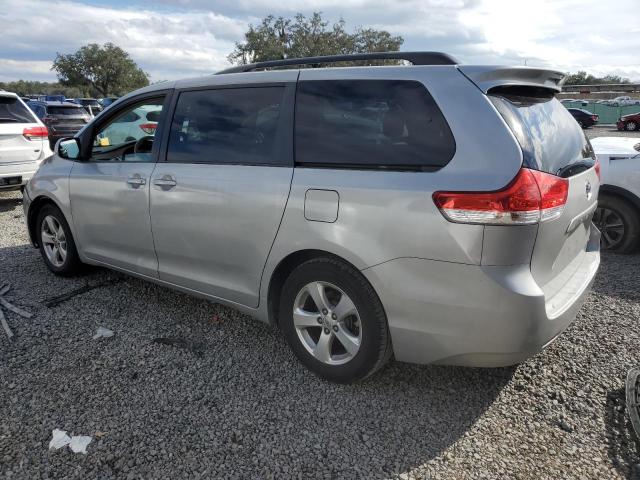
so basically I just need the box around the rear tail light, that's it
[139,123,157,135]
[23,126,49,140]
[594,159,601,180]
[433,168,569,225]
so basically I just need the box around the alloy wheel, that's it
[292,281,362,365]
[626,121,637,131]
[594,207,625,250]
[41,215,67,267]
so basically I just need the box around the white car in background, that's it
[96,104,161,146]
[0,91,53,191]
[591,136,640,253]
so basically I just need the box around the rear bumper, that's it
[0,161,40,189]
[362,226,600,367]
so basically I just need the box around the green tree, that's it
[563,70,630,86]
[0,80,83,98]
[52,43,149,96]
[228,12,404,65]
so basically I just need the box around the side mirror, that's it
[56,138,82,160]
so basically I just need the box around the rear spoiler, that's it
[457,66,565,94]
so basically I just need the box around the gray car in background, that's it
[23,52,600,383]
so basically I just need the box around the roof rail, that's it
[216,51,458,74]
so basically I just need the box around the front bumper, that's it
[362,227,600,367]
[617,121,625,130]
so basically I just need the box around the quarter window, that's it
[166,87,286,165]
[295,80,455,170]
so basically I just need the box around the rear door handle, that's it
[153,175,177,188]
[126,175,146,187]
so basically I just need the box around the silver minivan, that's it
[23,52,601,383]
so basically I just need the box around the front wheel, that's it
[279,257,392,383]
[625,121,638,131]
[36,204,83,275]
[594,196,640,254]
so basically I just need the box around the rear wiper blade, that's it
[555,160,594,178]
[0,117,20,123]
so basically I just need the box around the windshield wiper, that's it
[555,160,594,178]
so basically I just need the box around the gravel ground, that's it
[1,129,640,479]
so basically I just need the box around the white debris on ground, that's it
[48,430,93,454]
[92,326,114,340]
[48,429,71,450]
[69,436,93,454]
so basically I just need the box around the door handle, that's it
[126,175,146,187]
[153,175,177,188]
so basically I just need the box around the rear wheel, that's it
[36,204,83,275]
[626,121,638,131]
[594,196,640,254]
[279,257,391,383]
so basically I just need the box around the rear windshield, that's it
[0,96,34,123]
[48,106,87,116]
[490,88,595,178]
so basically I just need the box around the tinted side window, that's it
[295,80,455,170]
[167,87,286,166]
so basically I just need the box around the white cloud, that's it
[0,0,638,83]
[0,0,247,81]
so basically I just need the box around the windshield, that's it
[490,90,595,178]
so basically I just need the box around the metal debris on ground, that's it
[626,367,640,441]
[92,326,114,340]
[43,278,122,308]
[0,283,34,339]
[0,308,13,339]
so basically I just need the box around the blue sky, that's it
[1,0,638,83]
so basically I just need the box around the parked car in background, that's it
[44,95,66,103]
[607,96,640,107]
[27,100,90,148]
[0,91,53,191]
[617,112,640,131]
[591,137,640,253]
[95,103,161,146]
[23,52,600,383]
[98,97,118,108]
[567,108,598,128]
[73,98,103,115]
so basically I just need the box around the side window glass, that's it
[91,98,164,163]
[166,87,285,165]
[295,80,455,169]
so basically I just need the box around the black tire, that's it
[626,121,638,131]
[36,204,83,275]
[578,120,585,128]
[595,196,640,254]
[279,257,392,383]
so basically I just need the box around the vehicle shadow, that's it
[604,386,640,479]
[0,192,22,213]
[0,244,515,478]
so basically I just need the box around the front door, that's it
[150,82,295,307]
[69,94,169,277]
